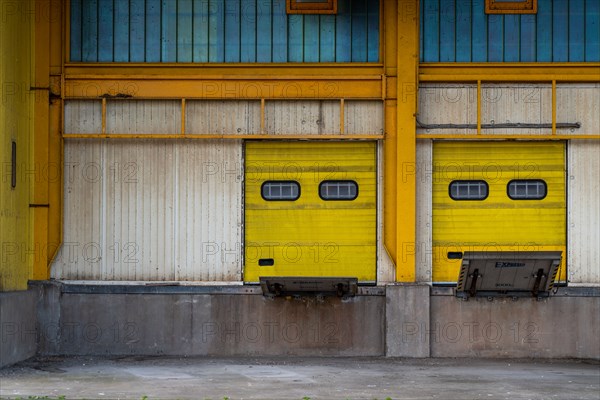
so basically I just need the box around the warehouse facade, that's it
[1,0,599,366]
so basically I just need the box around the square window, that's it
[287,0,337,14]
[485,0,537,14]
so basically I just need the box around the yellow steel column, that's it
[31,0,50,280]
[395,0,419,282]
[383,0,398,267]
[47,0,64,273]
[32,0,62,279]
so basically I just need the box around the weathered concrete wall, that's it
[21,282,600,361]
[36,286,385,357]
[0,290,37,368]
[430,291,600,359]
[386,284,430,357]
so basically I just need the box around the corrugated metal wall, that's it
[418,83,595,136]
[568,140,600,284]
[70,0,380,63]
[417,83,600,284]
[52,139,243,281]
[64,99,384,136]
[416,140,433,283]
[421,0,600,62]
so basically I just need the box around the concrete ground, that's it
[0,357,599,400]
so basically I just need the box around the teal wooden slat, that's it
[552,0,568,61]
[320,15,336,62]
[488,15,503,61]
[504,15,520,62]
[114,0,130,61]
[569,0,585,61]
[335,0,351,62]
[225,0,241,62]
[536,0,552,61]
[177,0,193,62]
[351,0,367,62]
[257,0,272,62]
[585,0,600,61]
[455,0,471,62]
[304,15,320,62]
[130,0,146,62]
[161,0,177,62]
[193,0,209,62]
[208,0,225,62]
[366,0,379,62]
[82,0,98,61]
[420,0,424,61]
[240,0,256,62]
[439,0,455,62]
[98,0,114,62]
[288,14,303,62]
[423,0,440,62]
[146,0,161,62]
[471,0,487,62]
[70,0,82,61]
[272,0,287,62]
[520,14,536,61]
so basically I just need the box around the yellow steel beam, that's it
[395,0,419,282]
[62,77,383,99]
[419,63,600,82]
[62,134,385,140]
[416,134,600,140]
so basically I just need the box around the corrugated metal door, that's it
[432,141,566,283]
[244,141,376,283]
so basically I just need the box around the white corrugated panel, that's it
[64,100,102,134]
[416,139,433,283]
[568,140,600,285]
[52,139,242,281]
[264,100,340,134]
[481,84,552,135]
[106,100,181,134]
[557,83,600,135]
[186,100,260,134]
[417,84,477,135]
[344,101,384,134]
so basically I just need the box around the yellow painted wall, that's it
[0,0,34,291]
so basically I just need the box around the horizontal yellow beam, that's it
[416,134,600,140]
[63,77,384,99]
[63,134,384,140]
[419,63,600,82]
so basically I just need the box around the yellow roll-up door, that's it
[244,141,377,283]
[432,141,566,283]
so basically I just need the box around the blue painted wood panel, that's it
[114,0,130,62]
[130,0,147,62]
[97,0,114,62]
[146,0,161,62]
[439,0,456,62]
[70,0,82,61]
[586,0,600,61]
[456,0,472,62]
[81,0,98,61]
[70,0,380,63]
[420,0,600,62]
